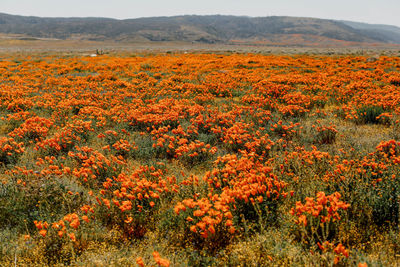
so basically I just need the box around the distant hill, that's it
[1,13,400,46]
[341,20,400,44]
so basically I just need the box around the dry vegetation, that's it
[0,51,400,266]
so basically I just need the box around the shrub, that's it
[312,124,337,144]
[356,105,385,124]
[0,177,85,233]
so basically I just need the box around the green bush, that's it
[369,177,399,226]
[313,127,337,145]
[356,105,385,124]
[0,177,85,233]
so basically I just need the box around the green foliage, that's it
[313,128,337,145]
[368,177,399,226]
[0,177,85,233]
[234,198,280,231]
[356,105,385,124]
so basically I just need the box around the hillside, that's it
[1,13,400,45]
[341,20,400,44]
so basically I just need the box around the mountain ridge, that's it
[1,13,400,46]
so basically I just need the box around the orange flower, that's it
[197,221,206,230]
[68,232,76,242]
[298,215,307,226]
[70,219,80,229]
[228,226,236,234]
[193,210,204,217]
[58,230,64,238]
[190,225,197,233]
[39,229,47,237]
[82,215,89,223]
[136,257,145,267]
[334,243,349,257]
[153,251,170,267]
[208,225,215,234]
[125,216,133,224]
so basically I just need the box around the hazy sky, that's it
[2,0,400,27]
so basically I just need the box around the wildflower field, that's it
[0,52,400,266]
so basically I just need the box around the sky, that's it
[2,0,400,27]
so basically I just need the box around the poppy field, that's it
[1,52,400,266]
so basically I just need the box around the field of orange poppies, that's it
[0,52,400,266]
